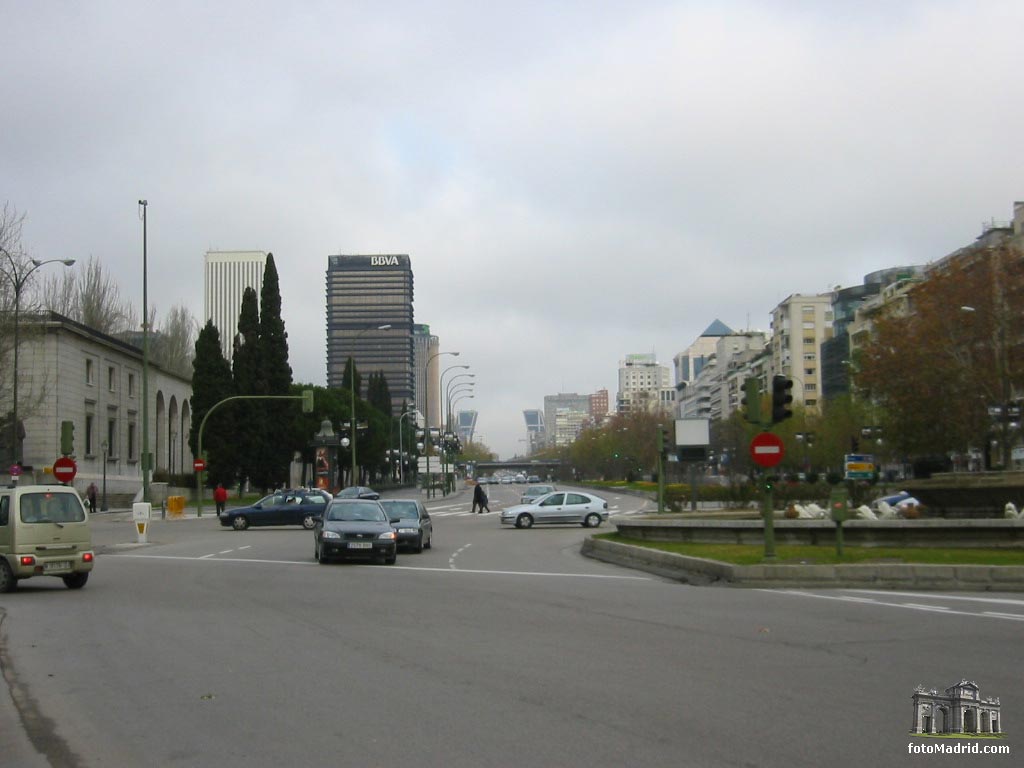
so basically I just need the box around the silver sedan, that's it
[500,491,609,529]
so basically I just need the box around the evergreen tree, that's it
[232,287,264,489]
[257,253,293,487]
[368,370,393,418]
[189,321,236,487]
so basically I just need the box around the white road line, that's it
[849,590,1024,607]
[103,552,651,580]
[450,543,471,569]
[239,546,252,550]
[218,549,234,555]
[762,589,1024,622]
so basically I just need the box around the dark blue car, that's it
[219,489,331,531]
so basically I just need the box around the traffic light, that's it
[741,377,762,424]
[60,420,75,456]
[771,375,793,424]
[661,425,675,454]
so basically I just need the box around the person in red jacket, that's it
[214,483,228,516]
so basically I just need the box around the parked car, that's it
[520,484,556,504]
[500,491,609,529]
[0,485,95,591]
[335,486,381,500]
[380,499,433,553]
[219,489,331,531]
[314,499,397,564]
[526,475,541,483]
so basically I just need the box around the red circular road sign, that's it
[750,432,785,468]
[53,456,78,483]
[193,458,207,473]
[9,464,22,477]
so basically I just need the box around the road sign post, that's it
[749,432,785,560]
[53,456,77,484]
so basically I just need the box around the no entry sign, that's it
[750,432,785,468]
[193,458,207,473]
[53,456,78,484]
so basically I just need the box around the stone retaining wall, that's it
[613,516,1024,548]
[581,538,1024,590]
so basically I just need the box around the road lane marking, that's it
[450,543,471,569]
[849,589,1024,607]
[103,553,651,580]
[762,589,1024,622]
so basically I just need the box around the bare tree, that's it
[42,255,135,335]
[152,303,198,378]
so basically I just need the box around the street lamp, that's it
[0,251,75,467]
[438,364,470,496]
[397,408,419,484]
[348,324,391,486]
[444,373,475,428]
[101,439,109,511]
[423,351,458,497]
[139,199,151,503]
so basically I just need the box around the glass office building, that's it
[325,254,415,412]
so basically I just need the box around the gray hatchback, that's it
[314,499,397,565]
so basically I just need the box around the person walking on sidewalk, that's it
[86,482,98,513]
[472,482,489,514]
[214,483,228,516]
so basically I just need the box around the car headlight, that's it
[378,531,396,540]
[398,527,417,534]
[322,530,341,540]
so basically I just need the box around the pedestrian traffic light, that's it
[771,375,793,424]
[741,377,762,424]
[60,420,75,456]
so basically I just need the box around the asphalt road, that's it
[1,483,1021,767]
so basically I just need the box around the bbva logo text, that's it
[371,256,400,266]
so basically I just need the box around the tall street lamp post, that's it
[101,439,109,511]
[0,251,75,467]
[397,408,418,484]
[423,351,458,497]
[348,324,391,486]
[139,199,151,503]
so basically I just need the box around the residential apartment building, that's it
[617,353,672,415]
[325,254,415,412]
[204,250,267,363]
[769,293,834,411]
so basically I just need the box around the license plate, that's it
[348,542,372,549]
[44,561,72,573]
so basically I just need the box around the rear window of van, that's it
[20,493,86,524]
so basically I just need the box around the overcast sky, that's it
[3,1,1023,459]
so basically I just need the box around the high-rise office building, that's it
[204,250,267,362]
[326,254,415,411]
[413,324,438,426]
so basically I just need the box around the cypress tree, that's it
[258,253,293,487]
[233,287,263,490]
[189,320,236,487]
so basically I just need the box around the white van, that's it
[0,485,95,592]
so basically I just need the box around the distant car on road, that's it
[380,499,433,553]
[219,489,331,531]
[526,475,541,483]
[500,491,609,529]
[314,499,397,564]
[335,486,381,500]
[520,484,556,504]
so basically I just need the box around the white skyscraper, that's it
[204,250,267,362]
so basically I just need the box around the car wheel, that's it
[62,572,89,590]
[302,514,316,530]
[412,534,423,554]
[231,516,249,531]
[0,559,17,593]
[385,552,397,565]
[516,513,534,529]
[584,513,602,528]
[424,532,432,550]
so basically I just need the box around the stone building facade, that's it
[911,681,1001,735]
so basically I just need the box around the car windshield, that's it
[326,502,385,522]
[20,492,86,524]
[381,501,418,519]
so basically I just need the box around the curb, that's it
[580,538,1024,590]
